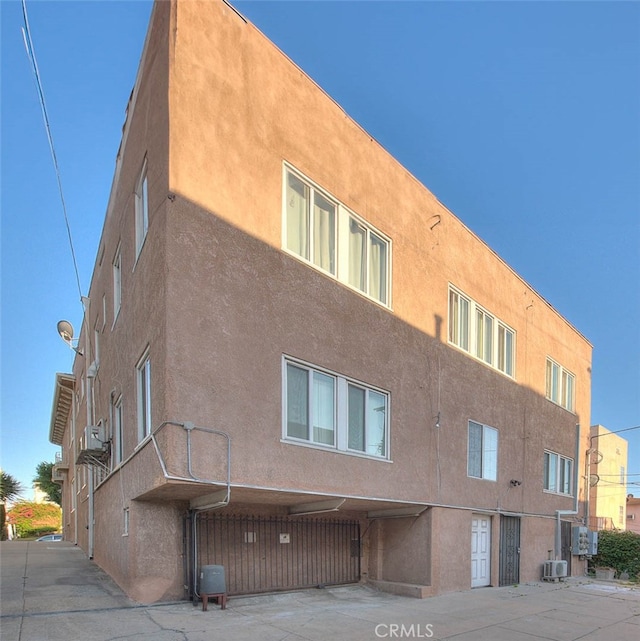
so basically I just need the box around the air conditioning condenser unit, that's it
[543,560,567,581]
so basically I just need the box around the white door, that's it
[471,514,491,587]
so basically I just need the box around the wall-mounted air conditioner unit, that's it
[83,425,105,452]
[543,560,567,581]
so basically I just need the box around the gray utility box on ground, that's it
[199,565,226,594]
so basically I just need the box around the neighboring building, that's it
[588,425,628,530]
[49,0,593,603]
[626,495,640,535]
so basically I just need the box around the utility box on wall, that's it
[571,526,598,556]
[572,526,588,555]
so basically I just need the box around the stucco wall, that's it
[58,0,593,602]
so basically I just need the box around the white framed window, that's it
[285,170,336,274]
[448,285,516,378]
[135,157,149,257]
[112,395,123,466]
[545,358,575,412]
[543,450,573,495]
[283,357,389,459]
[283,165,391,307]
[497,322,514,377]
[136,349,152,441]
[93,324,101,370]
[113,244,122,323]
[467,421,498,481]
[475,307,494,365]
[449,288,470,351]
[123,507,130,536]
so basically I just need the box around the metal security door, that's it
[471,514,491,587]
[187,513,360,596]
[560,520,572,576]
[499,516,520,586]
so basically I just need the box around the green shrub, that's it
[591,530,640,580]
[7,501,61,538]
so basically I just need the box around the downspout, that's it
[555,423,581,559]
[86,362,97,559]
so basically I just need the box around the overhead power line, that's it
[21,0,83,301]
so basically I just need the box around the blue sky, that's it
[1,0,638,501]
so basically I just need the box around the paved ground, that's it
[1,540,639,641]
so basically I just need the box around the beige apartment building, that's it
[588,425,628,530]
[50,0,593,603]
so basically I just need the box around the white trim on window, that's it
[112,395,124,467]
[467,420,498,481]
[135,157,149,259]
[112,243,122,325]
[545,357,575,412]
[282,164,392,307]
[136,348,152,442]
[448,285,515,378]
[282,356,390,460]
[543,450,573,496]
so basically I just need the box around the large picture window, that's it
[468,421,498,481]
[284,358,389,459]
[284,166,391,306]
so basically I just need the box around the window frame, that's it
[136,349,152,442]
[135,157,149,258]
[112,244,122,325]
[545,357,575,412]
[112,395,124,467]
[448,285,516,378]
[283,164,391,307]
[282,356,390,460]
[543,450,574,496]
[467,420,498,481]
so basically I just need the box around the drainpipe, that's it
[86,362,97,559]
[555,423,581,559]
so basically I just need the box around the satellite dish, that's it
[57,320,74,343]
[593,451,604,464]
[589,474,600,487]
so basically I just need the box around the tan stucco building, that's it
[50,0,593,604]
[588,425,628,530]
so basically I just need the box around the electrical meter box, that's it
[571,526,589,555]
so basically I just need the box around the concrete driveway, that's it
[1,540,639,641]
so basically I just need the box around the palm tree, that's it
[1,471,24,539]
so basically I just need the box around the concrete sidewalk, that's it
[1,540,639,641]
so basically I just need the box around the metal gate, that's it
[499,516,520,586]
[186,513,361,596]
[560,520,572,576]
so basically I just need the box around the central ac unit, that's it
[543,560,567,580]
